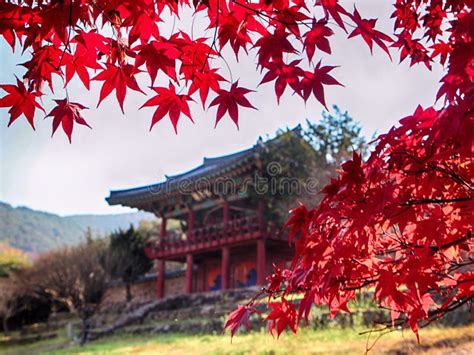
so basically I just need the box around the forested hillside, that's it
[0,202,155,253]
[64,212,155,236]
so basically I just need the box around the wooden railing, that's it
[145,215,268,258]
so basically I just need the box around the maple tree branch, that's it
[361,295,473,338]
[56,0,74,70]
[448,259,474,273]
[435,230,472,251]
[423,296,474,327]
[201,0,220,73]
[89,1,118,36]
[342,279,377,291]
[232,0,311,30]
[396,150,473,191]
[433,164,474,192]
[400,196,472,206]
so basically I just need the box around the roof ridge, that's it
[106,124,303,206]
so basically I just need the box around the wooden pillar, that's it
[157,259,165,299]
[221,246,230,290]
[186,254,193,294]
[257,239,266,285]
[257,199,265,234]
[160,216,167,240]
[156,215,167,299]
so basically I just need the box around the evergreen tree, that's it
[101,226,152,302]
[304,105,366,166]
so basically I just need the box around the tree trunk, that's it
[2,317,9,336]
[79,317,90,346]
[125,282,132,303]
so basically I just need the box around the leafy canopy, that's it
[0,243,29,277]
[0,0,453,138]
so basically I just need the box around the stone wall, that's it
[165,274,186,297]
[101,274,186,307]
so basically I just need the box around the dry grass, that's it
[33,324,474,354]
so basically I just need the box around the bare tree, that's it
[0,278,19,335]
[20,242,107,345]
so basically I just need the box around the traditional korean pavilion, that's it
[106,130,303,298]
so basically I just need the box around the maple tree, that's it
[222,0,473,340]
[0,0,472,343]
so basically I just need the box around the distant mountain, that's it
[64,212,155,236]
[0,202,156,253]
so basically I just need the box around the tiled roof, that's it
[106,146,257,206]
[106,125,302,207]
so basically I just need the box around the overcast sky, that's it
[0,1,444,216]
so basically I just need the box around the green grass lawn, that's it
[1,324,473,354]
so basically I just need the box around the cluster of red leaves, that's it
[225,0,473,341]
[0,0,438,140]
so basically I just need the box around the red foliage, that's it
[141,83,193,133]
[225,0,469,341]
[348,6,392,58]
[266,298,298,338]
[46,99,89,142]
[0,0,472,343]
[0,77,44,128]
[224,305,259,339]
[1,0,453,137]
[209,81,256,128]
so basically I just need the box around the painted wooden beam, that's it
[164,191,249,219]
[223,199,229,226]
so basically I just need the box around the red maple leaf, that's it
[254,27,296,66]
[188,68,226,108]
[284,202,312,245]
[217,11,254,57]
[266,264,284,295]
[20,45,63,93]
[316,0,350,31]
[266,298,297,338]
[430,41,452,66]
[63,44,103,90]
[209,81,256,128]
[140,83,193,133]
[300,62,343,108]
[0,77,44,128]
[392,33,431,68]
[135,40,180,84]
[46,99,90,143]
[348,7,392,58]
[271,6,310,38]
[224,305,258,339]
[73,30,109,57]
[123,11,161,45]
[172,33,214,82]
[0,3,31,50]
[93,64,144,113]
[304,19,334,61]
[259,60,304,103]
